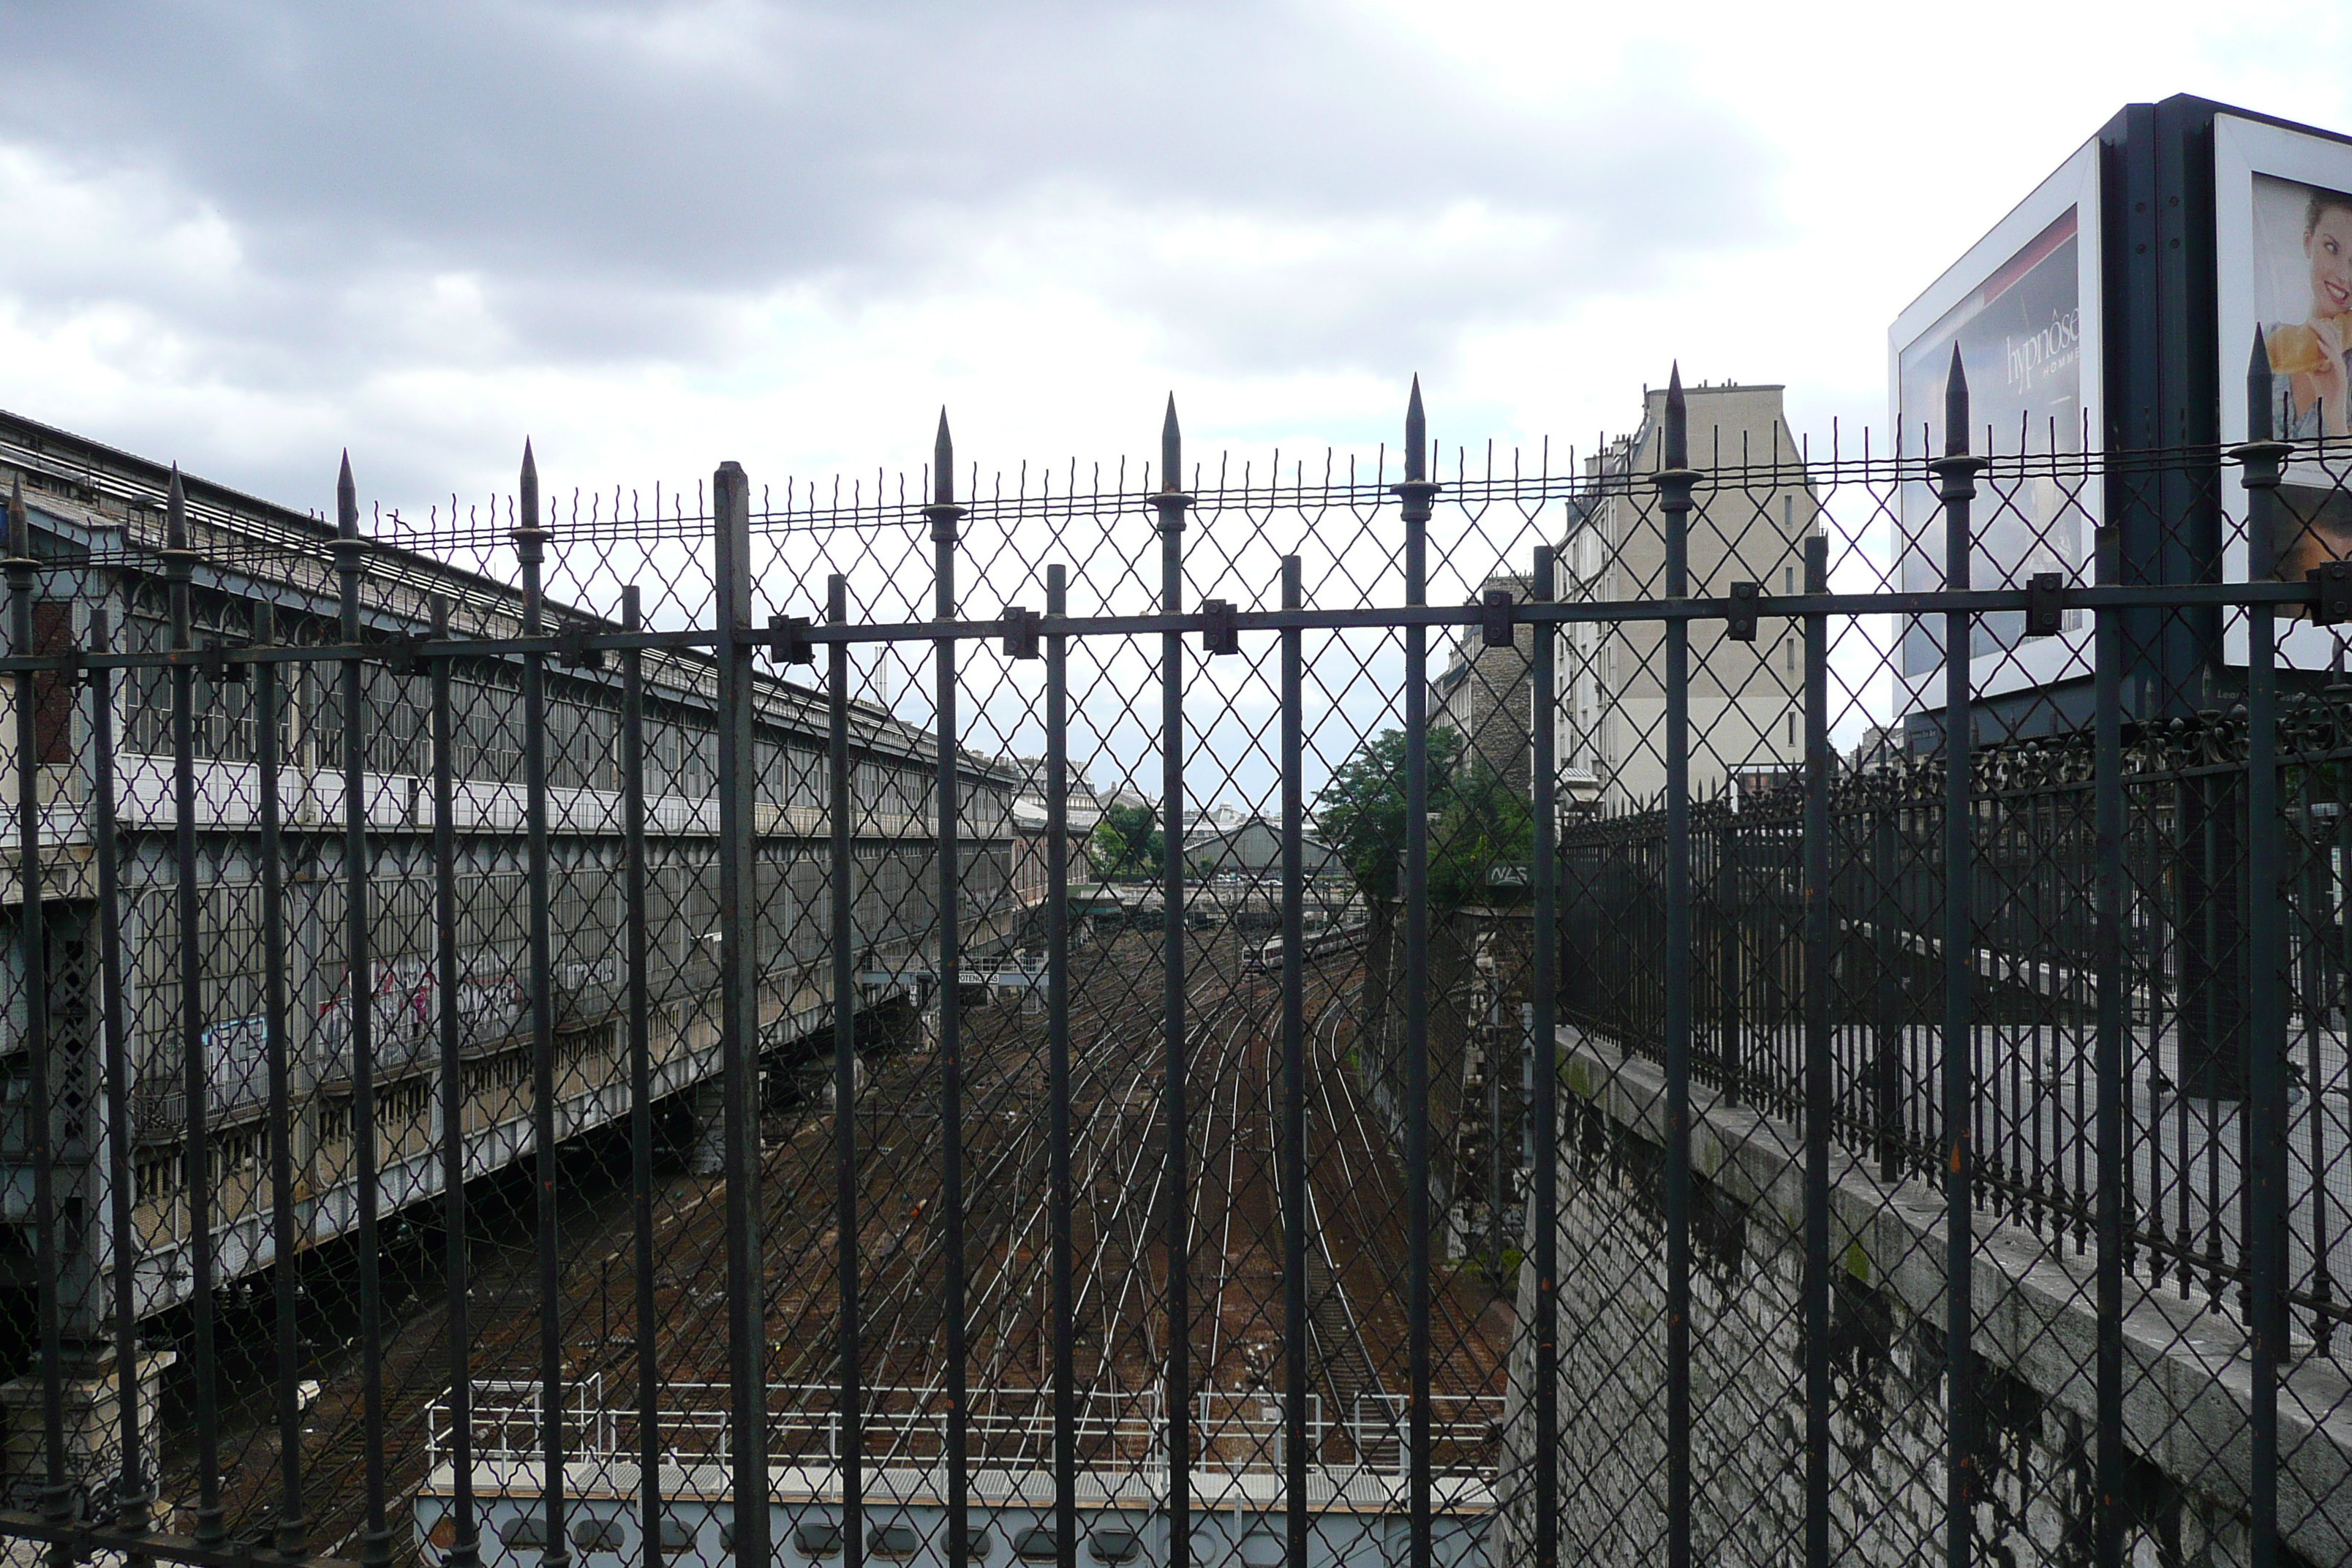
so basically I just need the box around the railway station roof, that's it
[0,404,1016,780]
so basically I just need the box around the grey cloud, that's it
[0,1,1777,382]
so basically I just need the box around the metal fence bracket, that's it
[382,635,431,678]
[1001,605,1040,660]
[557,625,606,670]
[1481,588,1515,648]
[1202,598,1239,655]
[1725,581,1760,641]
[766,614,815,665]
[2313,560,2352,626]
[2026,571,2065,637]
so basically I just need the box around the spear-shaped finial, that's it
[2248,324,2275,443]
[168,462,190,551]
[335,451,357,540]
[1944,345,1970,457]
[1405,375,1427,483]
[1663,363,1687,472]
[1161,395,1181,493]
[519,437,540,532]
[7,475,26,561]
[933,410,954,508]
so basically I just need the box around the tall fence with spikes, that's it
[0,355,2342,1568]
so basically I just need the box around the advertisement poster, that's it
[2217,112,2352,665]
[2247,171,2352,586]
[1894,190,2096,706]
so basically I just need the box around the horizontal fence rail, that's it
[0,363,2346,1568]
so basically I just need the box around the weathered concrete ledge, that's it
[1528,1025,2352,1564]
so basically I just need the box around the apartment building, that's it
[1432,572,1537,796]
[1553,381,1821,812]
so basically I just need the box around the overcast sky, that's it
[3,0,2349,517]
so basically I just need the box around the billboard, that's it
[1890,137,2101,715]
[2217,112,2352,668]
[1888,98,2352,718]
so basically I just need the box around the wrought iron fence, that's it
[0,349,2344,1568]
[1562,697,2352,1351]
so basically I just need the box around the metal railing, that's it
[0,358,2345,1568]
[1561,700,2352,1347]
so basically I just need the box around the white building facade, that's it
[1553,381,1822,813]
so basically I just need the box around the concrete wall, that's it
[1497,1028,2352,1567]
[1357,906,1531,1239]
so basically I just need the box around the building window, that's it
[570,1520,624,1556]
[867,1526,918,1561]
[498,1518,548,1550]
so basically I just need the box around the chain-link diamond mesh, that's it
[0,382,2343,1568]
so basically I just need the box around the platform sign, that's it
[1890,137,2102,717]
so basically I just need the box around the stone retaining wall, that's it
[1496,1028,2352,1566]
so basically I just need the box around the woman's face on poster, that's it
[2311,203,2352,320]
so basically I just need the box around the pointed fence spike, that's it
[934,410,954,507]
[170,462,190,550]
[7,476,25,559]
[1664,364,1688,472]
[519,439,540,531]
[2248,325,2275,444]
[1161,395,1181,492]
[336,451,357,539]
[1406,376,1427,482]
[1945,346,1970,457]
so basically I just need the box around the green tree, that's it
[1313,726,1460,900]
[1089,802,1164,879]
[1431,750,1534,908]
[1313,725,1531,907]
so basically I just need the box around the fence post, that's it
[711,456,769,1568]
[2091,479,2129,1568]
[1152,397,1194,1568]
[85,598,151,1547]
[162,462,235,1550]
[1278,552,1308,1568]
[1392,378,1441,1568]
[621,583,662,1568]
[2236,326,2291,1568]
[1801,532,1831,1568]
[1932,348,1986,1568]
[254,590,307,1558]
[1045,562,1077,1568]
[513,442,571,1568]
[1651,366,1698,1568]
[6,477,69,1536]
[827,571,863,1568]
[327,453,397,1564]
[429,589,478,1568]
[926,412,972,1568]
[1529,542,1558,1568]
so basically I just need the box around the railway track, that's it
[185,926,1506,1556]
